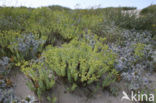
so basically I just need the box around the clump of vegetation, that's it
[9,33,45,62]
[140,5,156,38]
[141,5,156,15]
[0,31,21,58]
[0,32,45,64]
[0,56,13,103]
[103,8,153,31]
[120,7,137,10]
[44,38,117,89]
[20,58,55,98]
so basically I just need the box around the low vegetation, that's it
[0,5,155,103]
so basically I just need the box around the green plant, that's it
[133,43,145,57]
[0,31,21,58]
[103,8,154,31]
[8,33,45,63]
[0,7,31,31]
[20,59,55,98]
[44,38,117,90]
[141,5,156,15]
[47,96,57,103]
[140,5,156,37]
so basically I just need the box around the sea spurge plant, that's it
[51,11,80,39]
[44,39,117,89]
[20,58,55,98]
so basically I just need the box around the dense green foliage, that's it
[141,5,156,15]
[141,5,156,40]
[44,38,117,88]
[0,6,154,48]
[0,31,21,57]
[103,9,153,31]
[120,7,136,10]
[105,7,136,10]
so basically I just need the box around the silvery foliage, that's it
[0,57,14,103]
[0,88,35,103]
[0,79,19,103]
[13,33,45,59]
[0,83,35,103]
[81,26,154,90]
[84,34,96,49]
[0,88,14,103]
[0,57,9,66]
[20,95,36,103]
[108,27,154,90]
[0,57,10,74]
[0,57,36,103]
